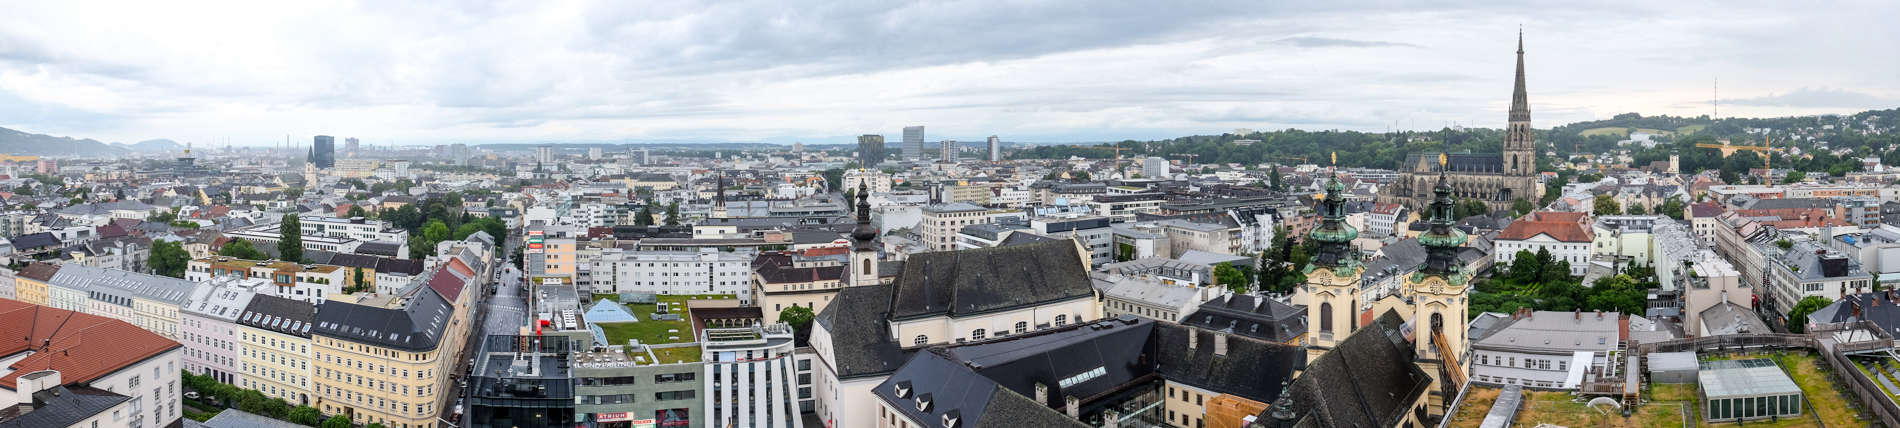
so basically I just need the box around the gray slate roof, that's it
[1271,311,1432,427]
[889,239,1093,320]
[0,386,131,428]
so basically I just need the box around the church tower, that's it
[1298,167,1363,364]
[848,181,881,286]
[1406,153,1473,416]
[1503,30,1537,179]
[710,172,729,219]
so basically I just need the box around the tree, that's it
[780,305,816,346]
[1786,296,1832,333]
[821,168,845,192]
[665,201,681,226]
[1455,198,1491,219]
[1592,194,1621,216]
[346,205,368,218]
[1213,262,1250,294]
[321,415,352,428]
[1660,197,1686,220]
[1115,243,1135,262]
[634,200,655,226]
[1584,274,1648,315]
[1511,198,1535,217]
[1625,203,1647,215]
[352,268,367,293]
[219,239,268,260]
[1783,170,1806,184]
[278,214,303,263]
[1268,167,1284,191]
[287,406,323,426]
[1071,170,1092,181]
[151,240,191,278]
[511,245,525,269]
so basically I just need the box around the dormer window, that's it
[915,393,933,412]
[893,381,912,398]
[942,409,961,428]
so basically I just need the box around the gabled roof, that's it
[1497,211,1592,242]
[11,232,61,250]
[313,287,452,352]
[813,285,914,379]
[1270,311,1431,427]
[1179,294,1307,344]
[890,239,1093,320]
[18,262,61,282]
[0,300,181,390]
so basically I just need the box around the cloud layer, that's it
[0,1,1895,145]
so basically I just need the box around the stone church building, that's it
[1380,33,1541,212]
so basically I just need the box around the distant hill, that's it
[116,139,185,153]
[0,126,125,156]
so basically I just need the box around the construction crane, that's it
[1064,144,1127,171]
[1695,136,1782,183]
[1172,153,1200,170]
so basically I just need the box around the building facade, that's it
[1377,34,1539,212]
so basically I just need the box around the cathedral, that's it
[1380,32,1541,212]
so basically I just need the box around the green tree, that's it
[1071,170,1092,181]
[352,268,367,293]
[1625,203,1647,215]
[821,168,845,192]
[321,415,352,428]
[1782,170,1806,184]
[1213,262,1250,294]
[1584,274,1648,315]
[1268,167,1284,191]
[287,406,323,426]
[634,200,655,226]
[1660,197,1686,220]
[1592,194,1621,216]
[1511,198,1534,217]
[346,205,368,218]
[1786,296,1832,334]
[278,214,303,262]
[1115,243,1135,262]
[665,201,681,226]
[150,240,191,278]
[151,208,178,223]
[1455,198,1491,219]
[780,305,816,346]
[219,239,268,260]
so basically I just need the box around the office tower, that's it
[987,135,1001,162]
[536,145,554,165]
[1142,156,1167,178]
[629,148,649,165]
[312,135,335,169]
[344,137,359,158]
[940,140,958,163]
[903,126,925,160]
[857,135,885,168]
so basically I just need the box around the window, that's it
[972,329,985,340]
[1055,315,1068,327]
[1015,322,1027,334]
[1319,303,1333,333]
[914,335,928,346]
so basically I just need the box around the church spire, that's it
[1510,29,1530,124]
[1419,145,1469,275]
[1306,163,1359,269]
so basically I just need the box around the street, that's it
[439,258,528,428]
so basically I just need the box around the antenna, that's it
[1713,77,1719,119]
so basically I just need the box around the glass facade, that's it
[1706,394,1801,421]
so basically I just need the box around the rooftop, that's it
[0,300,181,390]
[1699,359,1801,398]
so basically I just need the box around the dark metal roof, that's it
[1269,311,1432,427]
[0,386,131,428]
[812,285,915,379]
[889,239,1093,320]
[237,295,317,338]
[313,282,453,352]
[1179,294,1307,344]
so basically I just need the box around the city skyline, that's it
[1,2,1896,146]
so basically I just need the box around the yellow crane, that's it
[1064,144,1127,171]
[1695,136,1783,183]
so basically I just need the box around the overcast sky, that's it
[1,1,1896,146]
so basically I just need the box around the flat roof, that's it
[1699,359,1801,398]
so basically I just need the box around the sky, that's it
[1,1,1896,146]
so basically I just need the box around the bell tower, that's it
[848,180,881,286]
[1406,151,1473,417]
[1503,30,1536,179]
[1298,159,1363,364]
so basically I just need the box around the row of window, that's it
[916,318,1067,346]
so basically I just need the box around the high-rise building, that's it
[344,137,360,158]
[536,145,554,166]
[939,140,958,163]
[902,126,925,160]
[987,135,1001,162]
[857,134,885,167]
[451,143,469,165]
[1142,156,1168,178]
[629,148,649,165]
[311,135,335,169]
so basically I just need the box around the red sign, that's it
[597,412,632,422]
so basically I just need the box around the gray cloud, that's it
[1725,88,1898,109]
[1275,36,1421,49]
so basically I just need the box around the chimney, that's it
[1035,383,1048,406]
[1215,332,1229,357]
[1596,310,1604,320]
[1103,409,1121,428]
[1575,310,1581,321]
[1065,395,1080,419]
[14,370,60,415]
[1188,330,1198,350]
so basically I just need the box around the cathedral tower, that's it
[1406,153,1474,416]
[1503,30,1537,178]
[848,181,881,286]
[1298,167,1363,364]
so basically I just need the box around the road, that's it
[440,257,528,427]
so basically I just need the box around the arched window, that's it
[913,335,928,346]
[1055,315,1068,327]
[1319,303,1334,333]
[972,329,985,340]
[1014,321,1027,334]
[862,263,870,276]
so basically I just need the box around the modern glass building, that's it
[1698,359,1803,422]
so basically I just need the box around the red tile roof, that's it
[428,258,474,303]
[1497,211,1593,242]
[0,300,180,390]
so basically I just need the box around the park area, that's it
[590,293,734,346]
[1446,352,1865,427]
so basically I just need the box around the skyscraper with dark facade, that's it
[857,134,885,167]
[902,125,924,160]
[311,135,335,169]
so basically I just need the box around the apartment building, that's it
[311,258,477,428]
[1031,216,1113,267]
[750,252,846,323]
[186,257,347,304]
[0,299,185,428]
[299,215,410,244]
[701,323,804,428]
[42,263,194,340]
[595,248,754,299]
[1493,211,1594,276]
[236,295,317,406]
[180,276,275,385]
[918,203,990,251]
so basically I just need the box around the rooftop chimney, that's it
[1103,408,1121,428]
[1065,395,1080,419]
[1215,332,1229,357]
[1188,330,1198,350]
[1035,383,1048,406]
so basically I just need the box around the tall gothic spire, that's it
[1510,29,1530,124]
